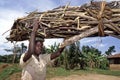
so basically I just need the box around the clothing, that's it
[20,53,51,80]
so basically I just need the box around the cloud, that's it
[0,0,61,55]
[80,37,99,44]
[80,38,107,48]
[0,0,120,55]
[92,43,107,48]
[80,37,109,53]
[0,36,12,55]
[50,0,90,7]
[44,38,63,48]
[0,7,26,55]
[26,0,58,11]
[0,8,26,35]
[94,0,120,1]
[0,0,8,6]
[107,0,120,1]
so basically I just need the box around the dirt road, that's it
[50,74,120,80]
[5,72,120,80]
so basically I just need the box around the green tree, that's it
[4,43,27,63]
[64,49,69,69]
[45,42,59,54]
[105,46,115,56]
[45,42,64,67]
[81,45,109,69]
[65,41,81,69]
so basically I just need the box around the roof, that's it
[107,53,120,59]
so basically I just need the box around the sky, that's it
[0,0,120,55]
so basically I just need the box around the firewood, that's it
[5,1,120,47]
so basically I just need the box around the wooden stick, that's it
[59,27,99,48]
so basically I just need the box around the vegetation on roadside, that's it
[0,41,119,79]
[0,64,21,80]
[93,69,120,76]
[45,41,114,70]
[47,67,120,79]
[0,64,120,80]
[0,41,116,70]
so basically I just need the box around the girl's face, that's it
[34,41,43,56]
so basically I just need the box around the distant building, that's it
[107,53,120,70]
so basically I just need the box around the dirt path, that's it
[6,73,120,80]
[9,72,21,80]
[0,63,119,80]
[50,74,120,80]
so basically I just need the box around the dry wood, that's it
[59,27,99,48]
[6,1,120,47]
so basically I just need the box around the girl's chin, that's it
[34,52,41,55]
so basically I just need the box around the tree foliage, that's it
[1,41,111,70]
[44,41,110,70]
[1,43,27,63]
[105,46,116,56]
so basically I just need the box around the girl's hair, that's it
[35,37,44,44]
[35,40,43,44]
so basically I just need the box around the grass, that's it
[47,67,120,79]
[0,63,120,80]
[0,64,22,80]
[92,69,120,76]
[47,67,71,78]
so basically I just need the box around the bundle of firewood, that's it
[6,1,120,47]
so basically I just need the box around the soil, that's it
[0,63,11,73]
[7,72,120,80]
[49,74,120,80]
[0,63,120,80]
[8,72,21,80]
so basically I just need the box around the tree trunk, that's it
[12,53,16,64]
